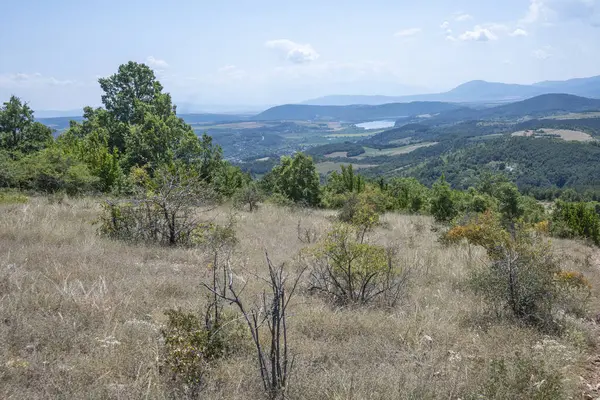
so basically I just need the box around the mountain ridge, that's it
[301,75,600,106]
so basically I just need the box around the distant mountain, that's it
[301,75,600,106]
[37,113,252,132]
[300,95,429,106]
[533,76,600,98]
[252,102,466,122]
[35,110,84,118]
[37,116,83,132]
[180,114,251,124]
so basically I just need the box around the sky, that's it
[1,0,599,112]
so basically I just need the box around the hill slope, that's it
[252,102,466,122]
[430,94,600,122]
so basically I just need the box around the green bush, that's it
[466,355,564,400]
[161,308,245,396]
[0,191,28,205]
[551,200,600,245]
[448,212,591,330]
[233,182,264,212]
[430,176,458,223]
[305,224,409,306]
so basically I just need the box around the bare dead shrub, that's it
[97,167,217,246]
[204,254,305,399]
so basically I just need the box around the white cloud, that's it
[522,0,599,25]
[446,35,458,41]
[394,28,422,37]
[533,46,553,59]
[455,13,473,22]
[459,26,498,41]
[217,65,247,80]
[265,39,320,64]
[440,21,450,29]
[0,72,75,88]
[522,0,545,23]
[510,28,529,36]
[146,56,169,69]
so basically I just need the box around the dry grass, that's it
[315,162,378,174]
[511,129,594,142]
[1,198,599,399]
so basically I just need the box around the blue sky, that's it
[1,0,599,111]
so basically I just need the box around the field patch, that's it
[324,152,348,158]
[316,162,377,174]
[352,143,438,159]
[193,121,267,129]
[325,132,374,138]
[511,129,594,142]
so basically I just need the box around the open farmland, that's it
[511,128,594,142]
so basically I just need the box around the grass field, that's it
[352,143,438,159]
[324,132,375,138]
[191,121,268,129]
[315,161,378,174]
[512,128,594,142]
[2,199,600,399]
[543,112,600,120]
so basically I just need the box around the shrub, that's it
[266,192,295,208]
[0,191,28,205]
[430,176,458,223]
[233,182,264,212]
[203,255,305,399]
[448,211,591,329]
[551,200,600,245]
[97,166,216,246]
[304,224,409,306]
[161,308,245,397]
[467,354,564,400]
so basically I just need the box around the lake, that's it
[355,120,397,130]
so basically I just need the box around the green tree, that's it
[0,96,53,154]
[387,177,428,213]
[326,164,365,195]
[496,182,524,226]
[265,153,321,206]
[430,175,457,223]
[98,61,165,125]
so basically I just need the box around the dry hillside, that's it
[1,198,600,399]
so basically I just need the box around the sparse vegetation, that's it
[4,60,600,400]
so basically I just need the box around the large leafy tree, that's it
[265,152,321,206]
[58,61,242,194]
[0,95,53,154]
[98,61,165,125]
[430,175,458,223]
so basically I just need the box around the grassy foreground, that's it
[1,198,600,399]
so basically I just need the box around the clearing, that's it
[315,161,378,174]
[352,143,438,159]
[511,128,594,142]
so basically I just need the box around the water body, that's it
[355,120,397,130]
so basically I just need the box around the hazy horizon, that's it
[2,0,600,111]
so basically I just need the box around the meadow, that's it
[2,198,600,399]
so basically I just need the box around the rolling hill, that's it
[302,75,600,106]
[429,94,600,122]
[252,102,466,122]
